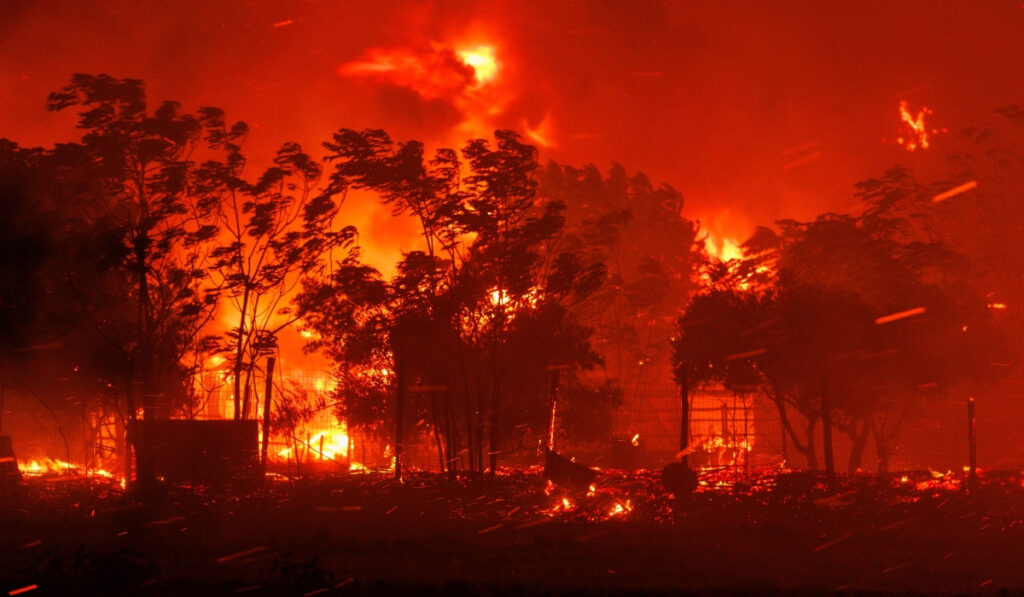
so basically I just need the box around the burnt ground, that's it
[2,468,1024,596]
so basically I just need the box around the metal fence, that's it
[611,381,1024,472]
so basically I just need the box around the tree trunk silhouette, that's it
[821,376,834,484]
[260,357,275,472]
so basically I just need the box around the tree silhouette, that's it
[45,74,227,482]
[302,129,604,478]
[194,117,355,422]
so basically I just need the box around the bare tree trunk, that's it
[805,417,819,470]
[968,396,977,488]
[846,417,871,473]
[260,357,275,473]
[488,380,500,475]
[821,376,835,485]
[394,356,405,481]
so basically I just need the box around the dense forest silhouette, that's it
[1,74,1022,481]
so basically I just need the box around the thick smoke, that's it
[2,0,1024,249]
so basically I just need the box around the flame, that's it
[704,233,744,261]
[630,433,640,447]
[339,44,476,100]
[895,100,945,151]
[607,499,632,517]
[457,45,498,86]
[18,456,123,486]
[339,37,552,148]
[19,457,78,475]
[273,418,366,470]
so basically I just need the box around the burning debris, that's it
[895,100,946,151]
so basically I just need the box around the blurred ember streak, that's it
[783,151,821,170]
[630,433,640,447]
[476,523,503,534]
[216,546,268,563]
[524,114,554,147]
[932,180,978,203]
[7,586,38,596]
[874,306,926,325]
[272,19,293,28]
[723,348,767,361]
[812,531,854,552]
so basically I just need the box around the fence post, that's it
[967,396,977,488]
[260,357,275,473]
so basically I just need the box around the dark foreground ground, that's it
[2,467,1024,596]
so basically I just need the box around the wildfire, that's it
[18,457,122,486]
[19,457,77,476]
[273,418,367,471]
[339,37,552,148]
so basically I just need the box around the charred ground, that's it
[3,468,1024,596]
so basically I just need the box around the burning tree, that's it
[41,75,232,482]
[299,129,605,478]
[192,118,355,422]
[536,162,702,390]
[674,191,1008,473]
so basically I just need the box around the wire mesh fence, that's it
[611,381,1024,472]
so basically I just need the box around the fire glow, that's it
[895,100,946,152]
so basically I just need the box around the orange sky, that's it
[3,0,1024,261]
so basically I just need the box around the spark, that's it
[8,586,38,596]
[631,433,640,447]
[932,180,978,203]
[273,19,294,28]
[874,306,926,325]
